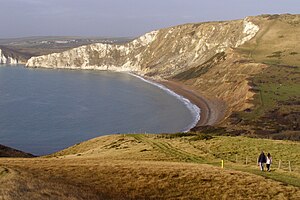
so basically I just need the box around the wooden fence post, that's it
[221,160,224,169]
[278,160,281,169]
[289,161,292,172]
[235,154,238,163]
[246,157,248,165]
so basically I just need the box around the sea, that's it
[0,65,199,155]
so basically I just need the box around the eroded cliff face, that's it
[0,49,18,64]
[26,17,259,78]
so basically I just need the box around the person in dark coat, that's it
[257,151,267,171]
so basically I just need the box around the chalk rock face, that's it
[0,49,18,64]
[26,17,259,78]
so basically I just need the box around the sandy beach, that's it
[159,80,227,127]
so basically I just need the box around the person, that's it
[257,151,267,171]
[266,153,272,172]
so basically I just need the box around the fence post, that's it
[278,160,281,169]
[235,154,238,163]
[289,161,292,172]
[221,160,224,168]
[246,157,248,165]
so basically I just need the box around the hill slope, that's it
[0,145,34,158]
[1,134,300,199]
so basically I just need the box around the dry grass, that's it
[0,166,102,200]
[1,134,300,199]
[2,159,300,200]
[48,134,300,174]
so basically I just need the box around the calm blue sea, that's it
[0,65,196,155]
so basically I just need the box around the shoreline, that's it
[159,80,227,127]
[129,73,200,132]
[129,72,226,129]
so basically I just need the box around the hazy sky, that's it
[1,0,299,38]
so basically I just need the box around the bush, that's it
[161,132,196,139]
[189,134,214,141]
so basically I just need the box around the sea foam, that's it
[129,73,201,132]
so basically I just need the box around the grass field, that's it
[237,14,300,67]
[1,134,300,199]
[230,64,300,139]
[44,133,300,186]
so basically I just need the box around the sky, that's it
[0,0,299,38]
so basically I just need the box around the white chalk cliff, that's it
[26,18,259,78]
[0,49,18,64]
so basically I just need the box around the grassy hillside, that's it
[230,64,300,139]
[228,14,300,139]
[1,134,300,199]
[237,14,300,67]
[49,134,300,184]
[172,14,300,139]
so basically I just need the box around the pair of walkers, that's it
[258,151,272,171]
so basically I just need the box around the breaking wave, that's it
[129,73,201,132]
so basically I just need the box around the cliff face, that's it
[26,17,259,78]
[0,49,18,64]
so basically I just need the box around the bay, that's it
[0,65,195,155]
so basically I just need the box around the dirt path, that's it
[131,134,205,163]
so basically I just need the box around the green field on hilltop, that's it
[232,64,300,138]
[237,14,300,67]
[230,15,300,139]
